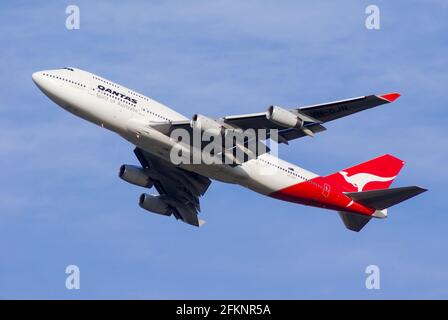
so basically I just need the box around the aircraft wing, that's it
[134,147,211,227]
[155,93,399,145]
[220,93,400,143]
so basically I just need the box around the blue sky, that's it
[0,0,447,299]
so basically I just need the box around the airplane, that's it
[32,67,427,232]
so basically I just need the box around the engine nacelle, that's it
[266,106,303,128]
[139,194,171,216]
[119,165,153,188]
[191,114,223,134]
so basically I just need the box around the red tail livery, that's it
[271,154,426,231]
[324,154,405,192]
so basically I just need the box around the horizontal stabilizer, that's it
[338,211,372,232]
[345,186,427,210]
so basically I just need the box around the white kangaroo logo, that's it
[339,171,396,192]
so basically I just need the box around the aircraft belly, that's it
[240,157,319,196]
[187,164,250,184]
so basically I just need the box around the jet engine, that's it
[118,165,153,188]
[266,105,304,128]
[191,114,223,134]
[266,105,315,137]
[139,194,172,216]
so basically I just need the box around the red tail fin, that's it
[324,154,405,192]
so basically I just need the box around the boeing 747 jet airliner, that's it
[32,67,426,232]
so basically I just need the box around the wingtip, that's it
[415,186,428,193]
[379,92,401,103]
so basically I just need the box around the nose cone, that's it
[32,71,45,89]
[32,70,56,97]
[31,70,61,105]
[31,70,73,112]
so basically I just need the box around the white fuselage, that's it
[32,67,318,196]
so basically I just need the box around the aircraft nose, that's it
[32,71,44,87]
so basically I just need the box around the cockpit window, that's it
[63,67,74,71]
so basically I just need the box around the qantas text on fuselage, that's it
[97,85,137,104]
[32,67,426,232]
